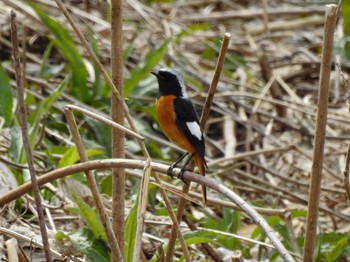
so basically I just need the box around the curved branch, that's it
[0,158,296,260]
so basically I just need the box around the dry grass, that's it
[0,0,349,261]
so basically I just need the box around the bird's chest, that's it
[156,96,194,152]
[156,95,176,124]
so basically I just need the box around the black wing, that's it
[173,98,206,163]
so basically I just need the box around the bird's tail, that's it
[193,154,207,207]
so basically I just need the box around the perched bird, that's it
[152,68,207,206]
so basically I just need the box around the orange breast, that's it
[156,96,195,153]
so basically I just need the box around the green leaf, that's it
[69,228,110,262]
[342,0,350,36]
[58,146,104,168]
[100,175,112,196]
[124,38,171,96]
[125,203,138,262]
[8,127,23,163]
[86,29,107,98]
[315,232,350,262]
[218,208,241,249]
[0,63,13,125]
[174,230,216,249]
[31,4,89,101]
[88,119,112,157]
[325,233,350,262]
[345,40,350,61]
[54,231,67,240]
[71,192,107,242]
[29,74,70,147]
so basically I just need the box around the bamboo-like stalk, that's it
[303,4,338,262]
[10,10,52,262]
[110,1,125,260]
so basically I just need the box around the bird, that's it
[151,68,207,206]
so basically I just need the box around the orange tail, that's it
[193,154,207,207]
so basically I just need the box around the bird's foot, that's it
[167,164,176,179]
[178,167,190,184]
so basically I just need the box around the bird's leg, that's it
[178,153,195,183]
[167,152,189,179]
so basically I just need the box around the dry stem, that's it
[10,10,52,262]
[343,145,350,205]
[111,0,126,259]
[303,4,338,262]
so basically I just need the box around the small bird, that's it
[152,68,207,206]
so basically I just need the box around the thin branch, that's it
[10,10,52,262]
[0,227,63,260]
[261,0,270,35]
[65,105,144,141]
[200,33,231,129]
[303,4,338,262]
[64,107,123,261]
[343,145,350,205]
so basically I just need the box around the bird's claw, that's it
[167,165,175,179]
[178,167,190,184]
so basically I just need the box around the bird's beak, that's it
[151,71,158,77]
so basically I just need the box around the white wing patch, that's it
[186,121,202,140]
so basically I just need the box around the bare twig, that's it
[261,0,270,35]
[0,227,63,260]
[10,10,52,262]
[64,107,123,261]
[247,16,324,35]
[201,33,231,128]
[303,5,338,262]
[343,145,350,205]
[64,105,144,141]
[178,6,325,22]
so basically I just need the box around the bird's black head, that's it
[151,68,188,98]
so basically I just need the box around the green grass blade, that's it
[29,74,70,147]
[125,203,138,262]
[342,0,350,37]
[31,4,89,101]
[71,192,108,242]
[58,146,104,168]
[124,38,171,97]
[69,228,110,262]
[0,63,13,125]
